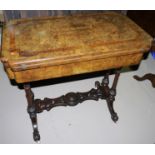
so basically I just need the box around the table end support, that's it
[23,71,120,141]
[24,84,40,142]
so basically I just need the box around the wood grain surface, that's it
[0,12,153,83]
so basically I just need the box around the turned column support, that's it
[24,84,40,142]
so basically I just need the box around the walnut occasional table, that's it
[0,12,152,142]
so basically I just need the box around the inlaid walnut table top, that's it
[0,12,153,142]
[0,12,152,83]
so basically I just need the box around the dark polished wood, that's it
[128,11,155,89]
[24,71,120,141]
[127,11,155,38]
[133,74,155,88]
[24,84,40,142]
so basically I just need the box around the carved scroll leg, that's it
[133,73,155,88]
[103,72,120,122]
[109,71,120,122]
[24,84,40,142]
[111,71,120,91]
[107,89,118,123]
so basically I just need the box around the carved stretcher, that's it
[0,12,152,142]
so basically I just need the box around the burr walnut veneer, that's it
[0,12,153,142]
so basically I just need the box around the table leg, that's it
[23,71,120,141]
[103,72,120,122]
[24,84,40,142]
[133,73,155,88]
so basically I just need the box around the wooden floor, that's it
[0,53,155,144]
